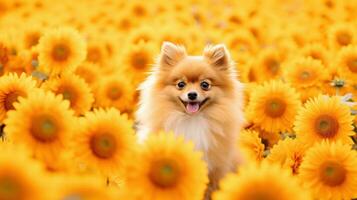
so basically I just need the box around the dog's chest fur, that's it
[164,112,221,154]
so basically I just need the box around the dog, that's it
[135,42,245,198]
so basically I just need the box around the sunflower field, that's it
[0,0,357,199]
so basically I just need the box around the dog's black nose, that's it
[188,92,197,100]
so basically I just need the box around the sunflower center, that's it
[106,86,122,100]
[310,52,321,61]
[264,98,286,118]
[87,47,102,63]
[314,115,339,138]
[52,44,70,62]
[149,159,180,188]
[265,59,280,75]
[133,5,146,17]
[346,57,357,73]
[0,176,23,200]
[90,133,117,159]
[131,53,148,70]
[319,161,346,187]
[30,115,58,142]
[300,71,311,80]
[337,32,352,46]
[4,91,24,111]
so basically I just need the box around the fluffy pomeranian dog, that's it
[136,42,245,195]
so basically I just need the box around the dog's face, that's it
[153,42,237,115]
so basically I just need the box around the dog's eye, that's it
[176,81,186,90]
[200,81,211,90]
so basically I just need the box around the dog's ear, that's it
[203,44,231,70]
[159,42,186,69]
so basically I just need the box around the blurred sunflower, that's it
[225,29,257,55]
[123,133,208,200]
[2,51,34,75]
[253,49,283,82]
[70,108,136,176]
[37,27,86,76]
[300,43,329,66]
[50,175,116,200]
[0,143,48,200]
[42,74,94,116]
[4,90,75,168]
[284,57,328,88]
[127,0,152,19]
[85,39,108,66]
[267,138,309,175]
[294,95,354,146]
[246,80,301,133]
[328,23,356,49]
[116,12,138,32]
[128,26,157,44]
[122,41,156,84]
[22,25,43,50]
[299,141,357,199]
[94,74,134,113]
[213,162,311,200]
[75,62,101,88]
[0,73,37,123]
[336,45,357,81]
[237,129,265,163]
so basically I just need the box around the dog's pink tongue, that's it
[186,103,199,114]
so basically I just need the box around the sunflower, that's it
[4,90,75,169]
[267,138,309,175]
[253,49,283,82]
[0,73,37,123]
[0,143,48,200]
[75,61,101,88]
[128,26,157,44]
[299,141,357,199]
[116,12,137,32]
[85,39,108,66]
[22,25,43,50]
[122,41,156,84]
[123,133,208,200]
[300,43,329,64]
[213,162,311,200]
[336,45,357,81]
[127,1,152,19]
[225,29,257,56]
[328,23,356,49]
[37,27,86,76]
[237,129,265,163]
[294,95,354,146]
[69,108,136,176]
[50,175,116,200]
[42,74,94,116]
[284,57,328,88]
[2,51,34,75]
[94,74,134,114]
[245,80,301,133]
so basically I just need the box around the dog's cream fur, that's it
[136,42,245,196]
